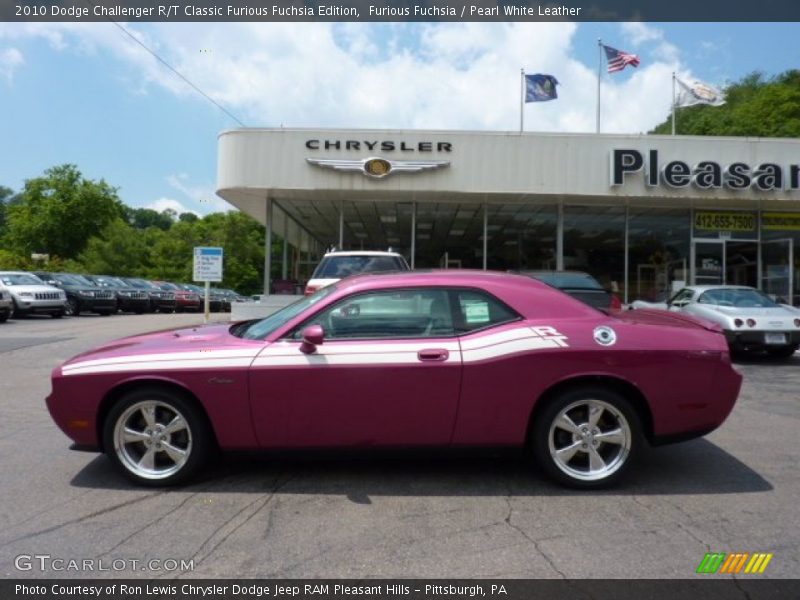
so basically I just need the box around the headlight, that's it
[118,291,131,297]
[78,290,95,297]
[19,292,33,297]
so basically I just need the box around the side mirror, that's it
[299,324,324,354]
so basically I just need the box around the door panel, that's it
[248,339,462,448]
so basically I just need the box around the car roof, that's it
[321,251,404,258]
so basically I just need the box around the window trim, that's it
[283,286,522,342]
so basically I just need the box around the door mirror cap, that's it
[300,324,324,354]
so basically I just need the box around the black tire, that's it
[103,387,212,487]
[530,386,642,489]
[51,311,65,319]
[0,312,8,323]
[65,297,80,316]
[11,300,25,319]
[766,345,798,359]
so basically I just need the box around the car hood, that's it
[61,323,262,371]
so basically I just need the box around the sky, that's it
[0,21,797,217]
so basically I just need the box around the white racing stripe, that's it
[60,326,570,375]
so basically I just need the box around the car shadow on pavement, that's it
[70,437,771,498]
[733,353,799,367]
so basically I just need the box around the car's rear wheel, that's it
[103,388,211,486]
[531,387,641,489]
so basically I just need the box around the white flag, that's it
[676,77,726,107]
[675,77,725,106]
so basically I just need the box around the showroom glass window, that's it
[486,204,557,271]
[563,205,625,296]
[627,207,690,303]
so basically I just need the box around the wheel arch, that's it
[526,374,654,444]
[96,377,218,452]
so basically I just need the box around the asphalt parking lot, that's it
[0,314,797,579]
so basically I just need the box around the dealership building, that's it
[216,128,800,306]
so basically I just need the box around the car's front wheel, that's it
[531,387,641,489]
[103,388,212,486]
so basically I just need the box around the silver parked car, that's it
[0,271,67,319]
[0,282,12,322]
[631,285,800,358]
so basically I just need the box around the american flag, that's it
[603,45,640,73]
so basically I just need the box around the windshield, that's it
[698,288,779,308]
[72,275,97,286]
[94,277,130,287]
[125,278,154,289]
[0,273,44,286]
[234,285,338,340]
[312,255,407,279]
[53,274,85,286]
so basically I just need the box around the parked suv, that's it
[33,271,117,316]
[0,271,66,318]
[119,278,177,313]
[0,282,12,322]
[84,275,150,314]
[305,250,411,295]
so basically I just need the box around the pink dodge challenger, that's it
[46,271,741,488]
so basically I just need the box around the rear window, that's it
[526,272,603,290]
[312,255,409,279]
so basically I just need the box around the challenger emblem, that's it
[307,157,450,179]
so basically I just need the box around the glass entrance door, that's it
[692,240,724,285]
[762,239,794,304]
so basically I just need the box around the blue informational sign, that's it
[193,247,223,282]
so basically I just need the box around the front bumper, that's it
[14,298,65,314]
[78,297,117,313]
[117,296,151,313]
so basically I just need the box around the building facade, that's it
[217,128,800,305]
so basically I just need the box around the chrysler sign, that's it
[611,149,800,191]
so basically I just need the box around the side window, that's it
[292,289,454,340]
[454,290,519,334]
[669,288,694,305]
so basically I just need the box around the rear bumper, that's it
[724,329,800,350]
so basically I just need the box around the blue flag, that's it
[525,74,559,102]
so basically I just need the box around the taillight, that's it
[746,318,756,328]
[304,285,318,296]
[734,318,744,328]
[609,294,622,311]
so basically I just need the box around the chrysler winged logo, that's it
[306,157,450,179]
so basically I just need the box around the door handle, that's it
[417,349,449,362]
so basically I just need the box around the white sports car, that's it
[631,285,800,358]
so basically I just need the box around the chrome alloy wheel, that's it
[547,398,631,482]
[112,400,192,480]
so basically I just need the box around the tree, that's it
[0,185,17,240]
[651,70,800,137]
[179,212,199,223]
[78,218,152,276]
[125,207,174,231]
[4,165,125,259]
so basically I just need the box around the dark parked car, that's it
[119,278,177,313]
[152,281,201,313]
[33,272,117,316]
[516,271,622,311]
[85,275,150,314]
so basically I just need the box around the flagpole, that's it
[671,72,676,135]
[520,68,524,133]
[596,39,602,134]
